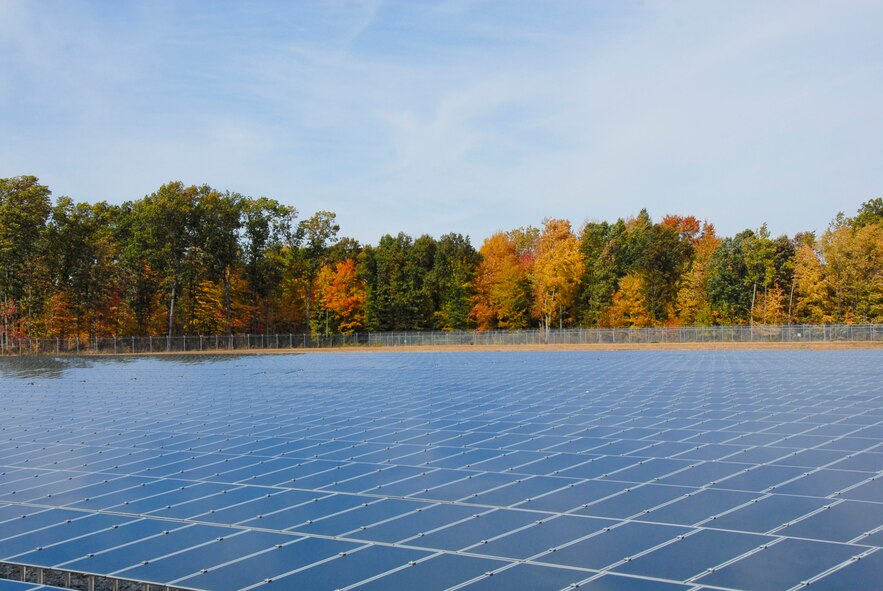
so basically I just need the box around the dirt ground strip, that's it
[67,340,883,356]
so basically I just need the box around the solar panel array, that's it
[0,350,881,591]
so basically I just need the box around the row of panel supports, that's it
[0,562,192,591]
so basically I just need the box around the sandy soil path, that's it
[82,341,883,355]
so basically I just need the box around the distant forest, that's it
[0,175,881,339]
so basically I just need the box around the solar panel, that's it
[0,350,881,591]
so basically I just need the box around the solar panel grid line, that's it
[108,528,265,581]
[328,551,454,591]
[793,549,881,591]
[231,543,418,591]
[437,561,529,591]
[741,547,868,591]
[161,536,315,587]
[25,478,146,507]
[0,448,78,467]
[693,537,865,589]
[128,494,872,558]
[596,528,717,574]
[45,449,143,472]
[519,518,677,567]
[564,571,707,591]
[7,518,171,568]
[0,471,68,493]
[0,509,96,544]
[0,517,138,568]
[682,531,792,586]
[848,523,883,545]
[53,522,197,568]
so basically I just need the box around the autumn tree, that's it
[316,259,366,333]
[193,191,243,333]
[791,233,831,323]
[531,219,584,333]
[293,211,340,334]
[661,215,702,245]
[470,232,531,330]
[188,279,226,335]
[822,217,883,322]
[506,226,539,265]
[603,272,653,327]
[675,222,720,325]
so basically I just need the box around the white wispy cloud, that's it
[1,0,880,243]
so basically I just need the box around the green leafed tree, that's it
[0,176,52,339]
[428,233,480,330]
[360,233,437,331]
[46,198,123,338]
[240,197,297,333]
[294,211,340,334]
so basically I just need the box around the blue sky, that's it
[1,0,881,243]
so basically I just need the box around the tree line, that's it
[1,175,880,340]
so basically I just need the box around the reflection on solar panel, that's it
[0,350,881,591]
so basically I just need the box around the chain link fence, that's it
[0,324,881,355]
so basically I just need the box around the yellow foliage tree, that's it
[188,280,225,335]
[822,222,883,322]
[792,242,834,323]
[531,219,584,332]
[603,272,653,327]
[675,223,720,325]
[752,285,788,325]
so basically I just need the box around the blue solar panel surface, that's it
[0,350,881,591]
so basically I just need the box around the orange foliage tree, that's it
[469,233,531,330]
[316,259,366,334]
